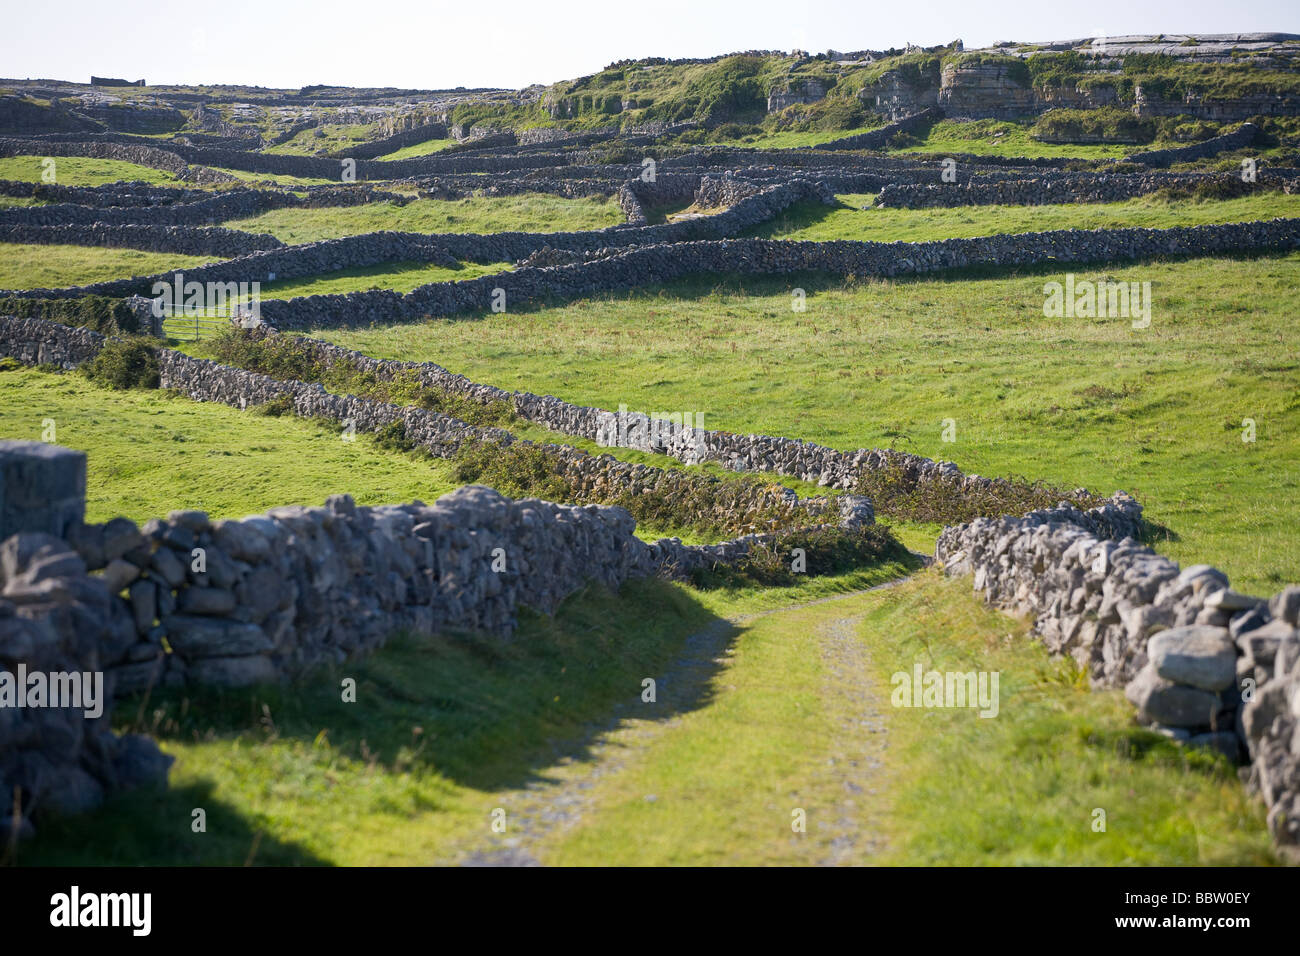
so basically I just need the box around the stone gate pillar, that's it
[0,440,86,541]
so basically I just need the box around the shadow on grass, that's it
[1139,517,1182,546]
[15,778,328,867]
[119,577,733,795]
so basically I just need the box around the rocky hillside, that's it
[3,33,1299,150]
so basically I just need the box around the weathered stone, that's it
[99,557,141,594]
[163,615,271,657]
[1270,586,1300,627]
[101,516,143,563]
[149,546,186,587]
[1125,663,1226,728]
[127,579,156,633]
[177,586,237,616]
[1147,625,1236,691]
[187,654,278,688]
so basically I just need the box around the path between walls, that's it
[448,567,923,867]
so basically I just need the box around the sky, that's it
[3,0,1299,91]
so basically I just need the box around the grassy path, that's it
[446,577,913,866]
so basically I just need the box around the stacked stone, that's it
[0,442,171,843]
[1125,122,1261,168]
[0,223,284,257]
[0,316,875,544]
[873,171,1269,209]
[935,496,1300,858]
[812,108,945,151]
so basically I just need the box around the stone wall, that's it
[240,217,1300,330]
[1125,122,1262,168]
[267,330,1121,521]
[0,313,874,543]
[0,442,172,841]
[0,222,283,257]
[0,178,832,299]
[331,122,448,160]
[935,500,1300,859]
[873,170,1280,209]
[811,108,944,151]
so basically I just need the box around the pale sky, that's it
[3,0,1298,91]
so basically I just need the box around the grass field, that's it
[0,155,183,187]
[375,137,461,160]
[0,367,462,523]
[316,253,1300,594]
[226,194,626,244]
[0,243,215,290]
[255,260,513,299]
[897,119,1136,160]
[748,191,1300,243]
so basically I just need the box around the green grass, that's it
[898,119,1135,159]
[255,260,512,299]
[865,573,1274,864]
[20,577,722,865]
[0,367,461,523]
[748,191,1300,243]
[0,243,214,290]
[264,122,379,156]
[0,155,183,187]
[375,137,461,160]
[708,126,885,149]
[315,253,1300,594]
[208,168,339,188]
[541,570,1273,864]
[226,194,626,245]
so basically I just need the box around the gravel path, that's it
[452,563,925,866]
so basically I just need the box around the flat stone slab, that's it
[1147,625,1236,691]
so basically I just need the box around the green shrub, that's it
[0,295,141,334]
[80,337,160,390]
[1032,108,1156,144]
[0,356,22,372]
[688,525,907,589]
[852,455,1103,526]
[252,393,294,416]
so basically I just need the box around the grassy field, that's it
[541,572,1274,865]
[316,253,1300,595]
[375,137,461,160]
[226,194,626,244]
[897,119,1135,160]
[0,367,462,523]
[255,260,512,299]
[748,191,1300,243]
[0,155,183,187]
[708,126,885,149]
[0,243,215,290]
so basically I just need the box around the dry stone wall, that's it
[1125,123,1262,168]
[0,222,283,257]
[874,171,1281,208]
[811,109,945,151]
[242,217,1300,330]
[936,499,1300,859]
